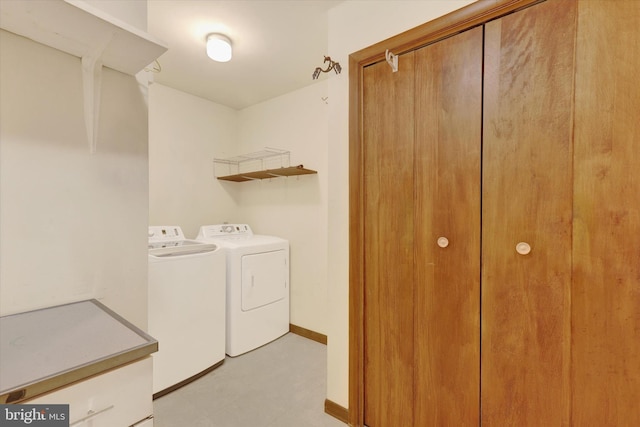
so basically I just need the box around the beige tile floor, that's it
[153,333,346,427]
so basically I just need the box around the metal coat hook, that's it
[312,56,342,80]
[385,49,398,72]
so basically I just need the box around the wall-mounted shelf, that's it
[0,0,168,75]
[214,148,317,182]
[0,0,168,153]
[217,165,318,182]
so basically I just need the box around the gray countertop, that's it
[0,299,157,403]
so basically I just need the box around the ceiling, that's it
[147,0,343,110]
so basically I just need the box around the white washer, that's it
[196,224,289,357]
[148,226,225,396]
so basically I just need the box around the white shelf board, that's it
[0,0,168,75]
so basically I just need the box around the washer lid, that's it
[148,240,218,257]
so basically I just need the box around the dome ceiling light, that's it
[206,33,232,62]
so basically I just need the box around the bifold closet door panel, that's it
[481,0,576,425]
[572,0,640,424]
[362,52,415,427]
[413,26,482,426]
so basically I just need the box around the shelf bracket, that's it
[81,33,112,154]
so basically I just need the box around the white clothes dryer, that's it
[195,224,289,357]
[148,226,226,396]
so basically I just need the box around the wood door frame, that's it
[348,1,544,425]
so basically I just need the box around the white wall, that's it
[84,0,148,31]
[237,81,329,335]
[148,81,329,335]
[148,83,238,238]
[0,29,150,328]
[325,0,476,408]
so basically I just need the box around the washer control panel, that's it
[148,226,186,243]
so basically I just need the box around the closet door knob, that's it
[516,242,531,255]
[437,237,449,248]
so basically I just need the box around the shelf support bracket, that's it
[81,33,112,154]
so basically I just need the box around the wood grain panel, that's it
[350,3,551,426]
[362,52,415,427]
[481,0,576,424]
[413,27,482,426]
[348,51,366,427]
[324,399,349,424]
[572,1,640,424]
[350,0,543,70]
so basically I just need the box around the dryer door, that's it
[241,250,288,311]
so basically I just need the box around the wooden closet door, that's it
[482,0,577,425]
[362,52,415,427]
[414,27,482,426]
[572,1,640,424]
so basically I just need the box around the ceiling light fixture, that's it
[206,33,232,62]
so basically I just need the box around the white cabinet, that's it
[0,300,158,404]
[28,358,153,427]
[1,300,157,425]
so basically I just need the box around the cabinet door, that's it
[362,51,415,427]
[28,358,153,427]
[482,0,577,425]
[572,1,640,424]
[414,26,482,426]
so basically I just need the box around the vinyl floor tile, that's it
[153,333,345,427]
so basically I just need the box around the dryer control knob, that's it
[437,237,449,248]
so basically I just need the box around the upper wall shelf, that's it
[0,0,168,76]
[214,148,318,182]
[217,165,318,182]
[0,0,168,154]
